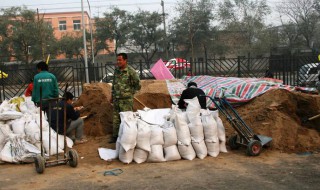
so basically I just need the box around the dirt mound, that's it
[75,81,320,153]
[231,89,320,153]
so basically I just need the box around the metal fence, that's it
[0,55,318,101]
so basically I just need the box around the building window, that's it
[73,20,81,30]
[59,20,66,31]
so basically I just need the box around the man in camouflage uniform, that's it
[109,53,141,143]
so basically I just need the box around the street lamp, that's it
[81,0,89,83]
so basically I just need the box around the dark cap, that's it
[187,82,197,88]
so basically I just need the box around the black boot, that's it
[108,136,117,144]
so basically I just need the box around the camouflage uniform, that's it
[112,65,141,138]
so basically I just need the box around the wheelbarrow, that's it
[205,96,272,156]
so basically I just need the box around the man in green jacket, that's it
[109,53,141,143]
[32,61,59,113]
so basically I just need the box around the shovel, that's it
[302,113,320,124]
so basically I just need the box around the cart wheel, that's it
[68,149,79,168]
[246,140,262,156]
[34,154,45,174]
[228,135,240,150]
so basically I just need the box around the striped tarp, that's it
[166,75,317,107]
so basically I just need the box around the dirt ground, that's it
[1,80,320,189]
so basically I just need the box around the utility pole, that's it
[87,0,95,65]
[37,9,45,61]
[81,0,89,83]
[161,0,169,60]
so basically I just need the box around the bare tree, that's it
[276,0,319,49]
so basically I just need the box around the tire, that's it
[228,135,240,150]
[68,149,79,168]
[246,140,262,156]
[34,154,45,174]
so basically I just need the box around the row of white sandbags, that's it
[0,96,73,163]
[116,97,227,164]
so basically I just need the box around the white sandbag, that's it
[0,124,12,152]
[119,145,134,164]
[137,108,171,125]
[0,124,13,135]
[11,118,26,135]
[24,97,37,113]
[174,112,191,146]
[0,100,10,113]
[168,104,182,123]
[162,121,178,148]
[119,111,138,152]
[216,116,226,142]
[133,148,149,164]
[147,144,165,162]
[136,119,151,152]
[150,125,164,145]
[220,141,228,153]
[192,140,207,159]
[0,141,15,162]
[24,119,40,144]
[0,134,40,163]
[0,110,23,121]
[185,97,201,123]
[201,109,218,143]
[57,134,74,149]
[42,131,64,156]
[211,110,228,153]
[188,119,204,143]
[118,111,135,137]
[164,145,181,161]
[34,112,50,132]
[206,139,220,157]
[19,101,29,114]
[177,141,196,160]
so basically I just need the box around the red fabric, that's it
[25,83,34,97]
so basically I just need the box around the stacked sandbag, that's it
[162,121,180,161]
[211,110,228,153]
[0,133,41,163]
[174,111,196,160]
[184,97,207,159]
[201,109,220,157]
[0,96,74,163]
[133,119,151,164]
[118,111,137,164]
[147,124,165,162]
[116,105,228,164]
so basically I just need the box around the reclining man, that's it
[50,92,87,144]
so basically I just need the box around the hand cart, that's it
[34,87,79,174]
[206,95,272,156]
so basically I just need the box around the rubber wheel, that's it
[68,149,79,167]
[34,154,45,174]
[246,140,262,156]
[228,135,240,150]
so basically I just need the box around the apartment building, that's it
[42,11,114,59]
[43,11,91,40]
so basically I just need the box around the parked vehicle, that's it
[297,63,320,87]
[165,58,191,70]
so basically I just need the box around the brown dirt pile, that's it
[75,80,320,153]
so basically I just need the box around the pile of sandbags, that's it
[117,97,227,164]
[0,96,73,163]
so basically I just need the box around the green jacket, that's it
[112,65,141,100]
[32,71,59,104]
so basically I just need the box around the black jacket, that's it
[178,87,206,109]
[50,100,80,135]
